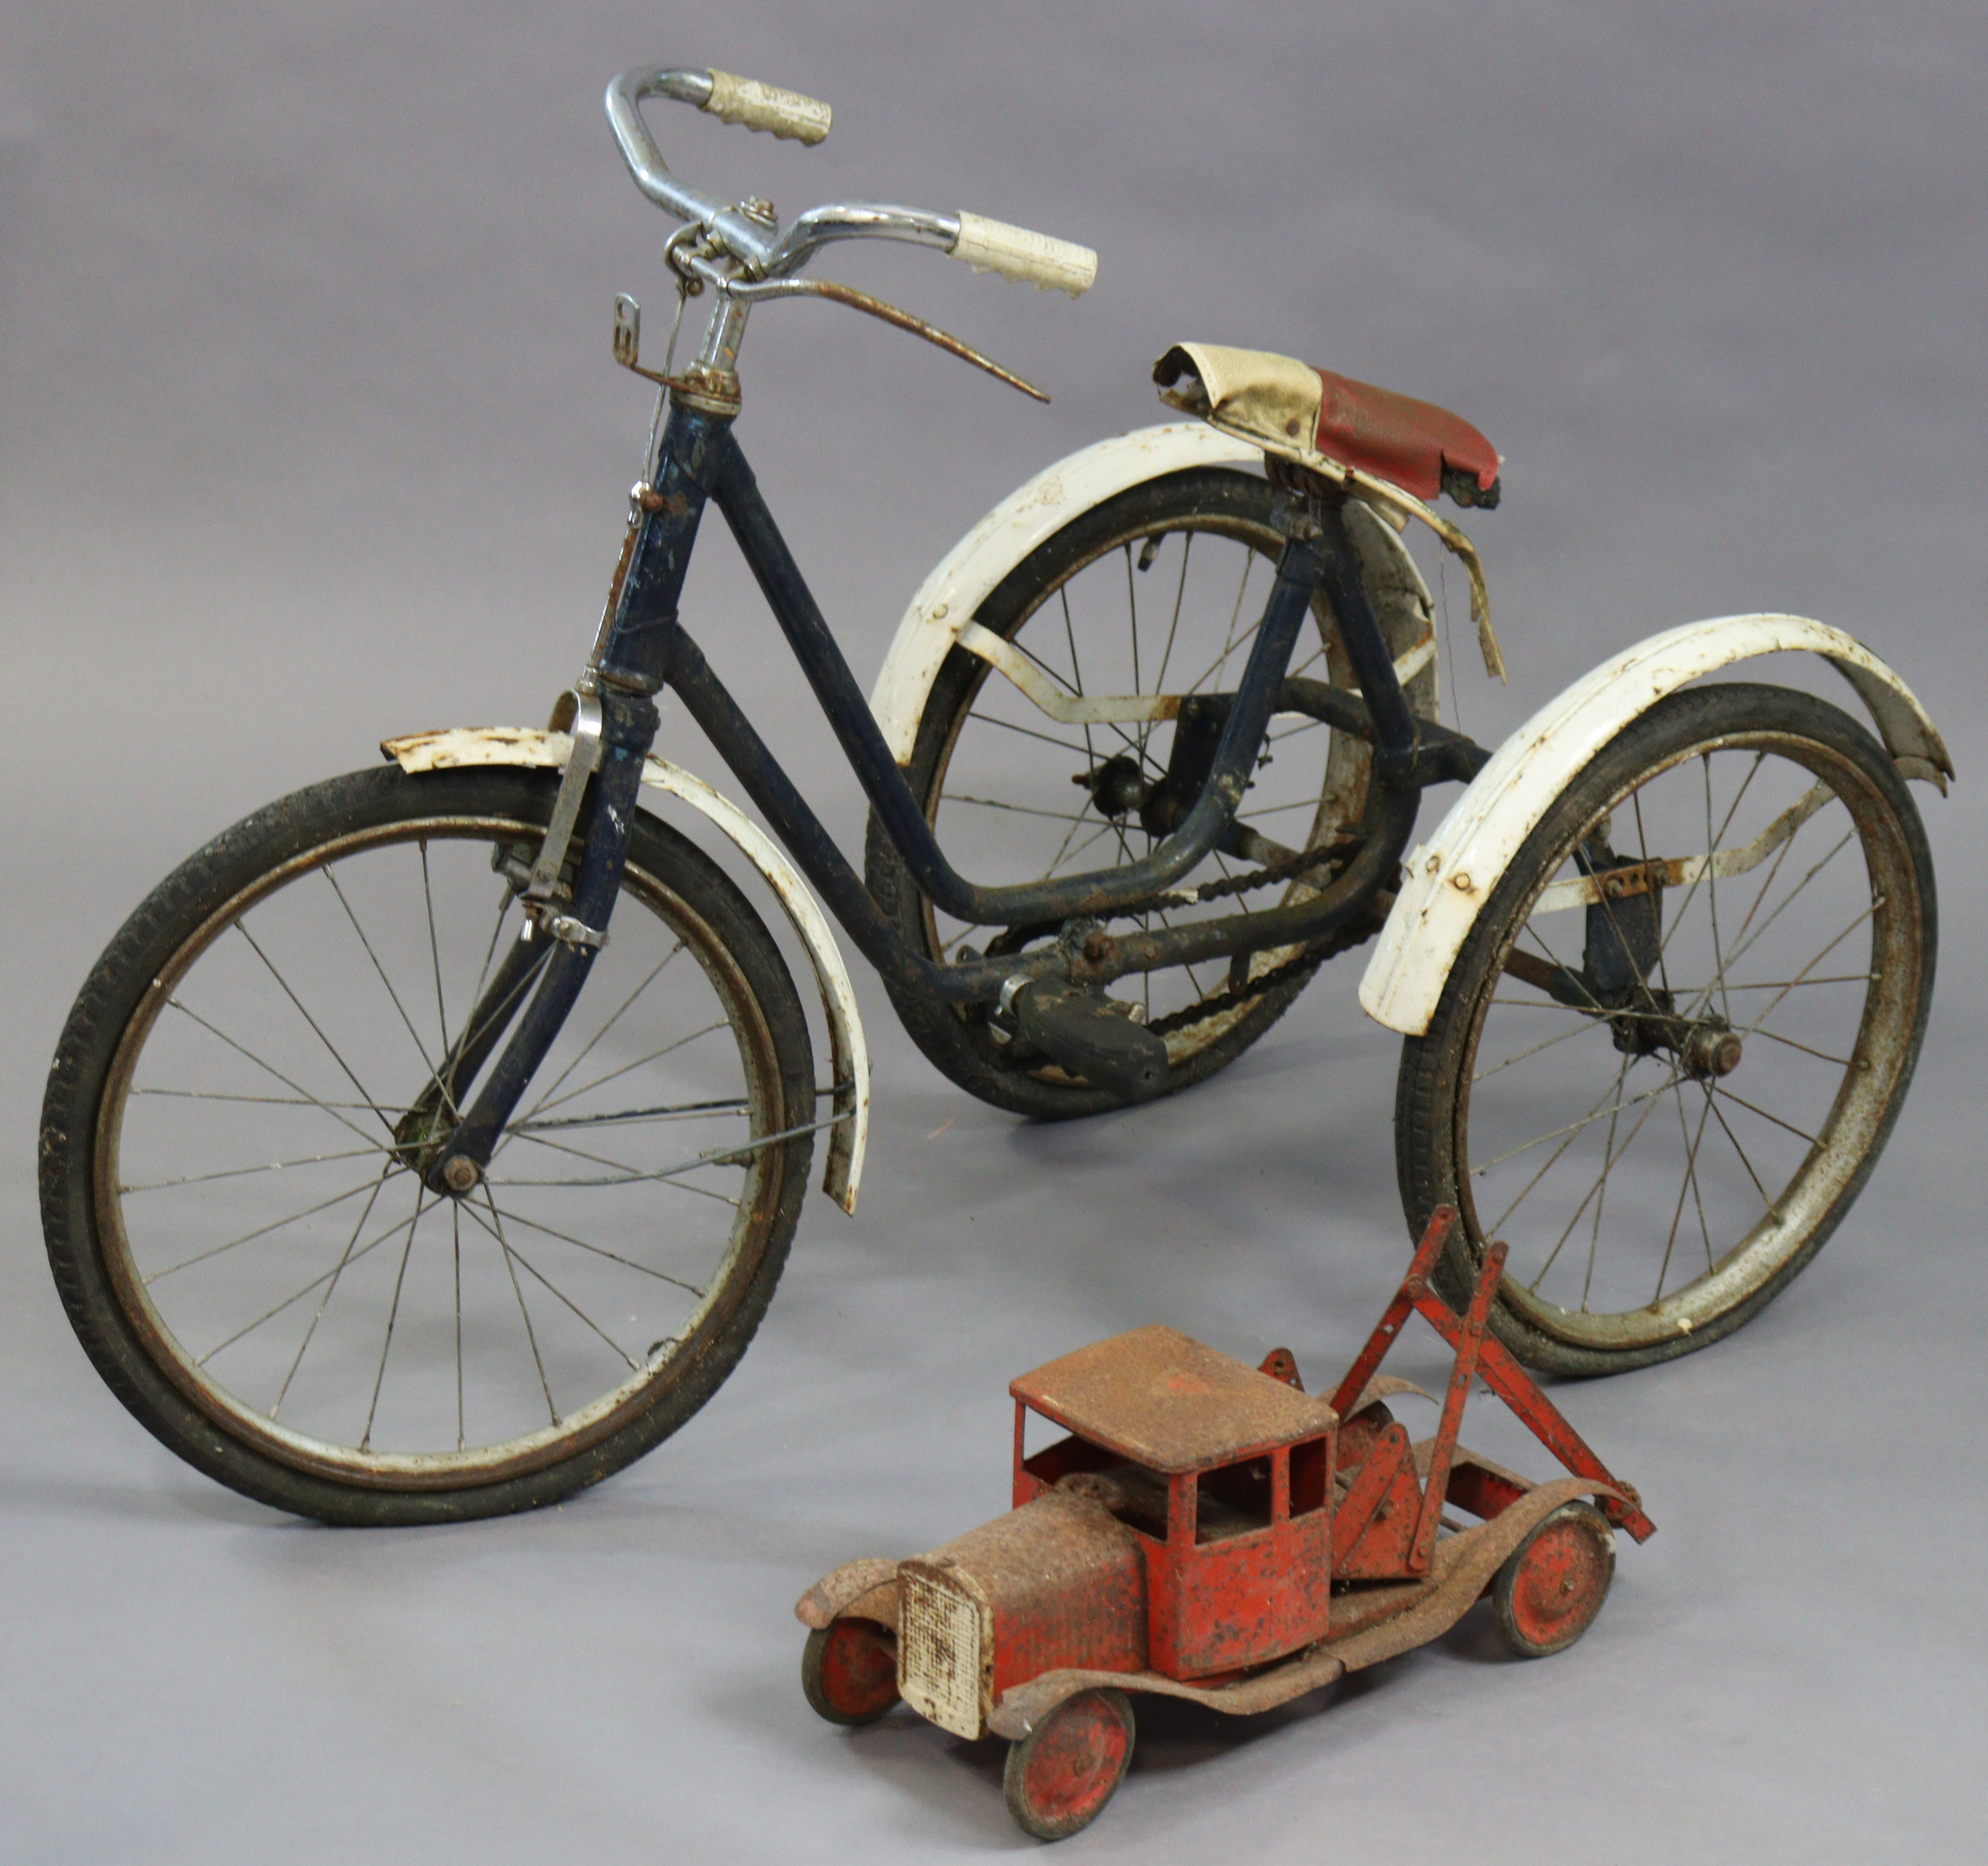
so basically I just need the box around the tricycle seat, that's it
[1154,341,1501,508]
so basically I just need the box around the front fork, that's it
[424,403,722,1195]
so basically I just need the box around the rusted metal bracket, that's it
[524,689,604,905]
[1407,1241,1505,1574]
[1329,1208,1656,1542]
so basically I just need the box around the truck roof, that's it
[1011,1326,1339,1475]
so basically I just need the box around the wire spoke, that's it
[270,1165,396,1419]
[121,1144,390,1193]
[359,1186,427,1450]
[940,793,1093,824]
[1733,901,1879,1039]
[1709,1084,1822,1148]
[322,865,441,1092]
[420,841,451,1058]
[461,1199,640,1372]
[1745,1025,1857,1068]
[492,1110,842,1193]
[1474,1069,1677,1178]
[1151,530,1193,697]
[962,710,1094,759]
[1472,1015,1604,1084]
[145,1174,395,1284]
[1705,1093,1773,1210]
[515,1096,753,1134]
[479,1200,708,1297]
[477,1190,558,1426]
[453,1202,465,1450]
[233,920,394,1138]
[132,1088,396,1112]
[525,1019,730,1120]
[1653,1081,1717,1303]
[515,941,687,1127]
[1542,1063,1683,1305]
[192,1199,423,1363]
[162,999,393,1152]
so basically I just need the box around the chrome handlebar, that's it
[604,66,1096,296]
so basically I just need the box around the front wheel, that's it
[1397,684,1937,1374]
[1003,1687,1136,1841]
[40,765,817,1523]
[800,1620,899,1726]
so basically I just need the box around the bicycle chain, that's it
[1144,907,1387,1038]
[1138,838,1392,1039]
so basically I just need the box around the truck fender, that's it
[382,727,870,1214]
[868,423,1261,765]
[1322,1475,1627,1676]
[794,1557,901,1633]
[1359,613,1954,1036]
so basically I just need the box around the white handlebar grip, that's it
[950,211,1098,297]
[702,70,832,144]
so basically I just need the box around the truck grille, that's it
[897,1565,986,1739]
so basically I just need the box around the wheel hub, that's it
[1075,753,1150,820]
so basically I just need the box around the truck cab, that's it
[1009,1324,1339,1678]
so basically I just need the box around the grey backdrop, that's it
[4,3,1985,1860]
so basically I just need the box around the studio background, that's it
[2,3,1982,1860]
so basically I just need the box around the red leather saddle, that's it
[1152,343,1500,509]
[1314,371,1500,508]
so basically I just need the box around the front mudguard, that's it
[382,727,870,1213]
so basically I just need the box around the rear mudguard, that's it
[868,421,1444,764]
[870,423,1257,764]
[383,727,869,1214]
[1359,613,1953,1036]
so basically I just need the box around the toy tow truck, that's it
[795,1208,1657,1840]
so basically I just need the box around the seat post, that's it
[1308,490,1423,786]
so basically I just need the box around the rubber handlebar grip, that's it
[702,70,831,144]
[950,211,1098,298]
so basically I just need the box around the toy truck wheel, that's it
[1493,1502,1616,1657]
[801,1620,900,1726]
[1003,1688,1135,1841]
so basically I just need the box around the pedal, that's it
[1005,981,1169,1102]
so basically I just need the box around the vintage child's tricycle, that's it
[796,1209,1656,1839]
[41,62,1946,1523]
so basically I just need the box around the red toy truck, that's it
[796,1209,1656,1839]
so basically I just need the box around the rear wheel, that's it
[1003,1687,1135,1841]
[40,765,817,1523]
[867,467,1440,1118]
[1397,684,1936,1373]
[1493,1502,1615,1657]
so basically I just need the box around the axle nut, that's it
[442,1156,482,1194]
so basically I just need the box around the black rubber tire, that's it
[1396,684,1937,1374]
[866,467,1423,1121]
[40,765,816,1524]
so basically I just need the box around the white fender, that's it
[868,423,1262,763]
[381,727,870,1214]
[1358,613,1953,1037]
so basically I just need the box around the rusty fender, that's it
[382,726,870,1213]
[1359,613,1953,1036]
[795,1557,901,1634]
[988,1473,1625,1740]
